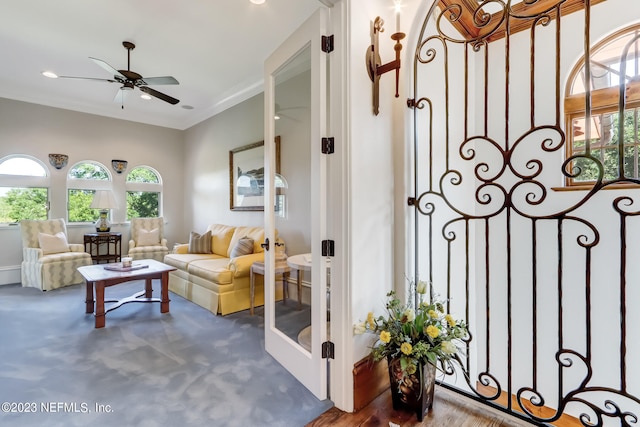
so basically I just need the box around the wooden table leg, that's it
[85,280,95,313]
[145,278,153,298]
[95,281,105,329]
[160,272,170,313]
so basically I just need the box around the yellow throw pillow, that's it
[137,228,160,246]
[38,232,70,255]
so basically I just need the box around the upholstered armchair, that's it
[20,218,93,291]
[128,217,169,262]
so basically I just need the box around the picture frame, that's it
[229,136,281,211]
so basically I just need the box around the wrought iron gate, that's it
[409,0,640,425]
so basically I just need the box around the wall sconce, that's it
[111,159,128,174]
[48,153,68,170]
[366,11,405,115]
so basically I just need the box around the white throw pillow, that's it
[38,232,70,255]
[137,228,160,246]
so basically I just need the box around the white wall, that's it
[182,86,313,253]
[0,98,185,284]
[347,0,423,380]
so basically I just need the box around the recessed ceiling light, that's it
[140,94,152,100]
[42,71,58,79]
[250,0,266,4]
[181,105,194,110]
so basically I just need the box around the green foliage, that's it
[127,167,159,183]
[0,188,47,222]
[572,108,640,182]
[68,163,109,180]
[68,189,98,222]
[127,191,159,219]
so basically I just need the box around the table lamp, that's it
[90,190,118,232]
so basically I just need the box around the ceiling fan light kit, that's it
[53,41,180,107]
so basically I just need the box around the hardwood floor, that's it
[307,386,531,427]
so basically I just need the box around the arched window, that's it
[0,155,49,223]
[565,23,640,185]
[125,166,162,219]
[67,161,111,223]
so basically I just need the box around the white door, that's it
[263,7,329,399]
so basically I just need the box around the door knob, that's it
[261,238,270,251]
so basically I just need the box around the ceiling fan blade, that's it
[139,86,179,105]
[57,75,118,83]
[89,57,126,79]
[113,88,127,104]
[140,76,179,85]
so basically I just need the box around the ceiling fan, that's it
[57,41,180,106]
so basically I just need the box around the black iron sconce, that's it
[366,15,405,115]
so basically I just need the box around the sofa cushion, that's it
[38,231,70,255]
[163,253,223,270]
[188,258,233,284]
[228,226,265,257]
[137,228,160,246]
[206,224,236,257]
[189,230,212,254]
[230,237,254,258]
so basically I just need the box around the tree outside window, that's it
[0,156,49,223]
[565,24,640,185]
[67,162,110,223]
[126,166,162,219]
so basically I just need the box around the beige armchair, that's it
[128,217,169,262]
[20,218,92,291]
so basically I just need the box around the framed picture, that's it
[229,136,281,211]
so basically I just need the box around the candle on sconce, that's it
[395,1,401,33]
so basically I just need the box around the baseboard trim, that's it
[0,265,21,286]
[352,355,388,412]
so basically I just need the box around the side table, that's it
[84,232,122,264]
[249,259,291,315]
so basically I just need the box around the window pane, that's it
[127,191,159,219]
[0,187,47,222]
[126,167,159,183]
[0,158,47,176]
[68,163,109,180]
[68,189,98,222]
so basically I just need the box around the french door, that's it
[263,7,329,399]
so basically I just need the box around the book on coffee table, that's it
[103,263,149,272]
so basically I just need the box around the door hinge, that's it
[322,35,334,53]
[321,240,335,257]
[322,341,335,359]
[321,137,334,154]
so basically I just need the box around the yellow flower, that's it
[406,363,417,375]
[366,311,375,329]
[353,322,366,335]
[380,330,391,343]
[400,342,413,355]
[426,325,440,338]
[445,314,456,327]
[428,309,438,319]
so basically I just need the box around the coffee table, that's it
[78,259,176,328]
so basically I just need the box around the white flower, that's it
[403,308,415,322]
[416,280,428,295]
[353,322,366,335]
[441,340,457,354]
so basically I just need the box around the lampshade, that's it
[90,190,118,210]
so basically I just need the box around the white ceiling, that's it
[0,0,323,130]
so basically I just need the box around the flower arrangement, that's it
[355,280,468,383]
